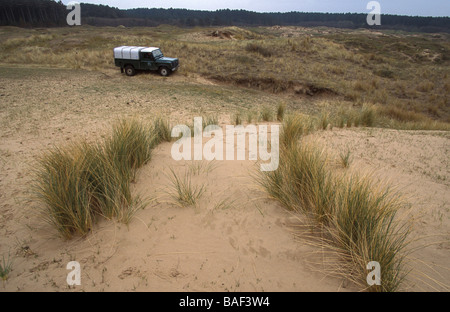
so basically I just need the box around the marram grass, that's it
[257,118,411,292]
[330,175,411,292]
[167,168,206,207]
[34,118,163,239]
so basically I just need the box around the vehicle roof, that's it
[114,46,160,52]
[141,47,160,53]
[113,46,162,60]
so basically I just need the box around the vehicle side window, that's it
[142,52,154,60]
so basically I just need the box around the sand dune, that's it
[0,65,448,292]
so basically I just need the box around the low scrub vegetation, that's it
[245,42,273,57]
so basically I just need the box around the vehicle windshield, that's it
[152,49,163,59]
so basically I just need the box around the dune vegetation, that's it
[1,24,447,292]
[0,25,449,130]
[33,118,171,239]
[257,114,412,291]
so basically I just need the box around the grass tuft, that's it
[280,114,314,148]
[0,252,13,282]
[234,112,242,125]
[152,117,172,146]
[167,168,206,207]
[257,122,411,292]
[34,119,156,239]
[320,111,331,130]
[340,148,353,168]
[329,176,411,292]
[260,106,273,122]
[277,102,286,121]
[203,115,219,129]
[105,119,153,182]
[360,105,376,127]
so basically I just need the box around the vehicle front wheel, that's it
[125,65,136,77]
[159,67,170,77]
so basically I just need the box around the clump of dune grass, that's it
[277,102,286,122]
[257,124,411,291]
[329,175,411,292]
[203,115,219,129]
[105,119,153,182]
[167,169,206,207]
[391,120,450,131]
[234,112,242,125]
[188,161,219,176]
[247,111,256,124]
[359,105,376,127]
[340,148,352,168]
[331,104,378,129]
[34,119,155,239]
[376,106,426,123]
[320,111,331,130]
[213,197,236,211]
[325,103,450,131]
[83,143,130,221]
[0,252,13,282]
[258,141,335,224]
[280,114,315,148]
[260,106,273,122]
[333,105,355,128]
[152,117,172,146]
[285,143,336,224]
[185,115,219,138]
[374,106,450,131]
[34,143,97,238]
[337,116,346,128]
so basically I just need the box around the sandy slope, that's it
[0,66,448,292]
[0,66,348,291]
[306,128,450,291]
[0,141,351,292]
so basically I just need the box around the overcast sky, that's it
[63,0,450,17]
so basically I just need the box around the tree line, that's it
[0,0,449,33]
[0,0,67,27]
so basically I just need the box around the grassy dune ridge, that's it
[0,25,449,128]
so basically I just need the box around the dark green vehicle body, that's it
[114,46,179,77]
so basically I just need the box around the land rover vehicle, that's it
[114,46,179,77]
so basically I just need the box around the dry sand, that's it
[0,65,448,292]
[306,128,450,291]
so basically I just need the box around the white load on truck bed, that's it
[113,46,159,60]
